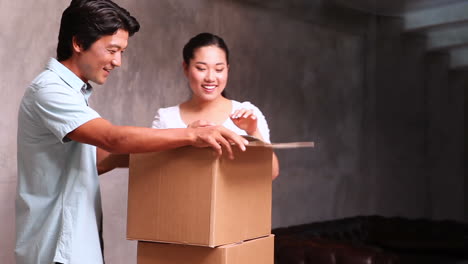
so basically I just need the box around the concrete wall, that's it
[1,0,465,264]
[371,17,465,220]
[0,1,70,263]
[372,18,430,217]
[425,54,465,220]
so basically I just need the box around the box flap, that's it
[242,135,314,149]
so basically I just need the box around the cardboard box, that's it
[127,143,273,247]
[137,235,274,264]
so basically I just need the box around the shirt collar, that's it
[46,58,90,93]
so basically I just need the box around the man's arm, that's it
[67,117,248,158]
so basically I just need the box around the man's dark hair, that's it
[57,0,140,61]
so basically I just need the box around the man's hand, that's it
[189,125,249,159]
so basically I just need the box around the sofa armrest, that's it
[275,236,399,264]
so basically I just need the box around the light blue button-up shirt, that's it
[16,58,103,264]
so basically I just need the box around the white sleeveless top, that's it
[151,100,271,143]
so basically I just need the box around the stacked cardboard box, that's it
[127,141,278,263]
[137,235,274,264]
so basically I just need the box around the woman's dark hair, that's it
[57,0,140,61]
[183,33,230,65]
[183,33,230,97]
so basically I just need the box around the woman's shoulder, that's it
[231,100,259,110]
[152,104,182,129]
[156,104,180,116]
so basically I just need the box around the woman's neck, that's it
[185,96,229,112]
[180,96,232,126]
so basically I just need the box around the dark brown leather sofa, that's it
[273,215,468,264]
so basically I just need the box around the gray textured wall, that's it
[425,54,465,220]
[371,18,465,220]
[1,1,70,263]
[1,1,465,264]
[372,19,430,217]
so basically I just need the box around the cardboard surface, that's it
[127,145,273,247]
[137,235,274,264]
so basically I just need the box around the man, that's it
[15,1,248,263]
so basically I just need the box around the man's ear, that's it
[72,36,83,53]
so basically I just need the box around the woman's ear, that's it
[182,61,189,76]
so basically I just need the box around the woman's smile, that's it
[202,84,217,92]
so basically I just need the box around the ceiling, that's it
[239,0,467,16]
[332,0,467,16]
[237,0,468,70]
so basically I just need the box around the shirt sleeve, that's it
[241,101,271,143]
[33,85,101,143]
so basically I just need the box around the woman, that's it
[152,32,279,179]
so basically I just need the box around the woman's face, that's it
[184,45,229,102]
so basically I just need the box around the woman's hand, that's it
[187,120,216,128]
[230,108,258,135]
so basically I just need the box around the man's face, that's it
[74,29,129,85]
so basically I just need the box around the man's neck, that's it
[60,58,87,83]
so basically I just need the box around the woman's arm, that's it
[96,147,129,175]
